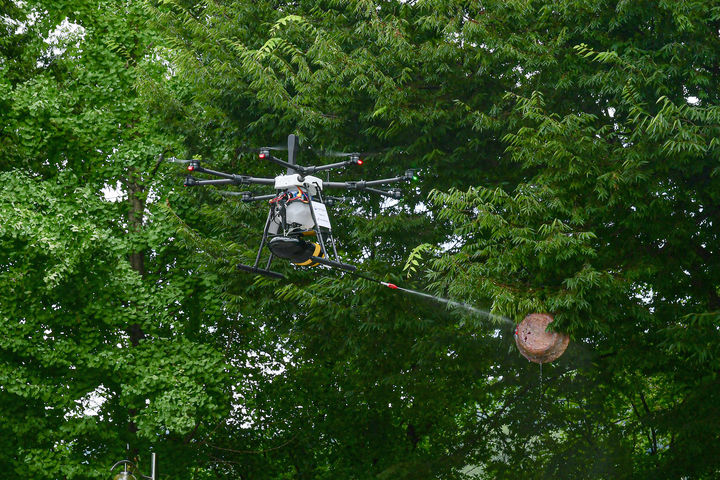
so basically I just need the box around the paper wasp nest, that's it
[514,313,569,364]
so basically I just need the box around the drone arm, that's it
[362,172,413,187]
[304,159,357,174]
[365,187,402,199]
[240,193,277,203]
[238,176,276,186]
[323,171,412,191]
[195,166,236,180]
[185,175,275,187]
[190,166,277,186]
[265,155,305,175]
[185,178,237,186]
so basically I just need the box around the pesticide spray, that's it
[345,269,513,326]
[349,271,569,365]
[344,271,572,412]
[377,280,514,326]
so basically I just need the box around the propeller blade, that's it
[237,144,289,154]
[217,190,250,197]
[316,149,380,158]
[165,157,195,164]
[266,144,289,151]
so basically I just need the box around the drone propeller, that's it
[164,157,196,164]
[316,149,380,158]
[165,157,203,174]
[324,195,347,206]
[216,190,278,202]
[216,190,250,197]
[237,144,290,154]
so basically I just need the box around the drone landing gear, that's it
[236,263,286,280]
[307,255,356,272]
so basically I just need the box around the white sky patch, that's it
[65,384,109,420]
[103,181,126,202]
[45,17,85,49]
[102,182,160,205]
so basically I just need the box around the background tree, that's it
[3,0,719,478]
[0,1,230,477]
[150,0,720,478]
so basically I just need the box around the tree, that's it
[0,2,231,477]
[151,0,720,478]
[4,0,719,478]
[424,1,720,477]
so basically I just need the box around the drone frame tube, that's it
[188,166,276,186]
[323,173,409,191]
[309,255,357,272]
[303,159,357,174]
[365,187,401,199]
[240,193,277,203]
[234,203,287,280]
[266,155,305,175]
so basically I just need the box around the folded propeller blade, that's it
[316,149,379,158]
[165,157,195,164]
[216,190,249,197]
[237,144,289,154]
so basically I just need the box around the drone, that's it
[173,134,415,279]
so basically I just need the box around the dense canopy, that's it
[1,0,719,478]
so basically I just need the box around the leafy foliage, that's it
[3,0,720,478]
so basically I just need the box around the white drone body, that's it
[269,174,331,233]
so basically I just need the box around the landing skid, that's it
[309,256,356,272]
[237,263,286,279]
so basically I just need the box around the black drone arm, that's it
[303,158,360,174]
[264,154,305,175]
[261,154,362,176]
[184,164,276,187]
[185,176,275,187]
[323,169,415,191]
[365,187,402,199]
[195,166,236,180]
[214,191,278,202]
[239,193,277,203]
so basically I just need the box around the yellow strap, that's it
[294,243,323,266]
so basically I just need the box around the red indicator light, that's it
[187,165,195,171]
[357,159,364,165]
[386,283,398,289]
[259,153,267,159]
